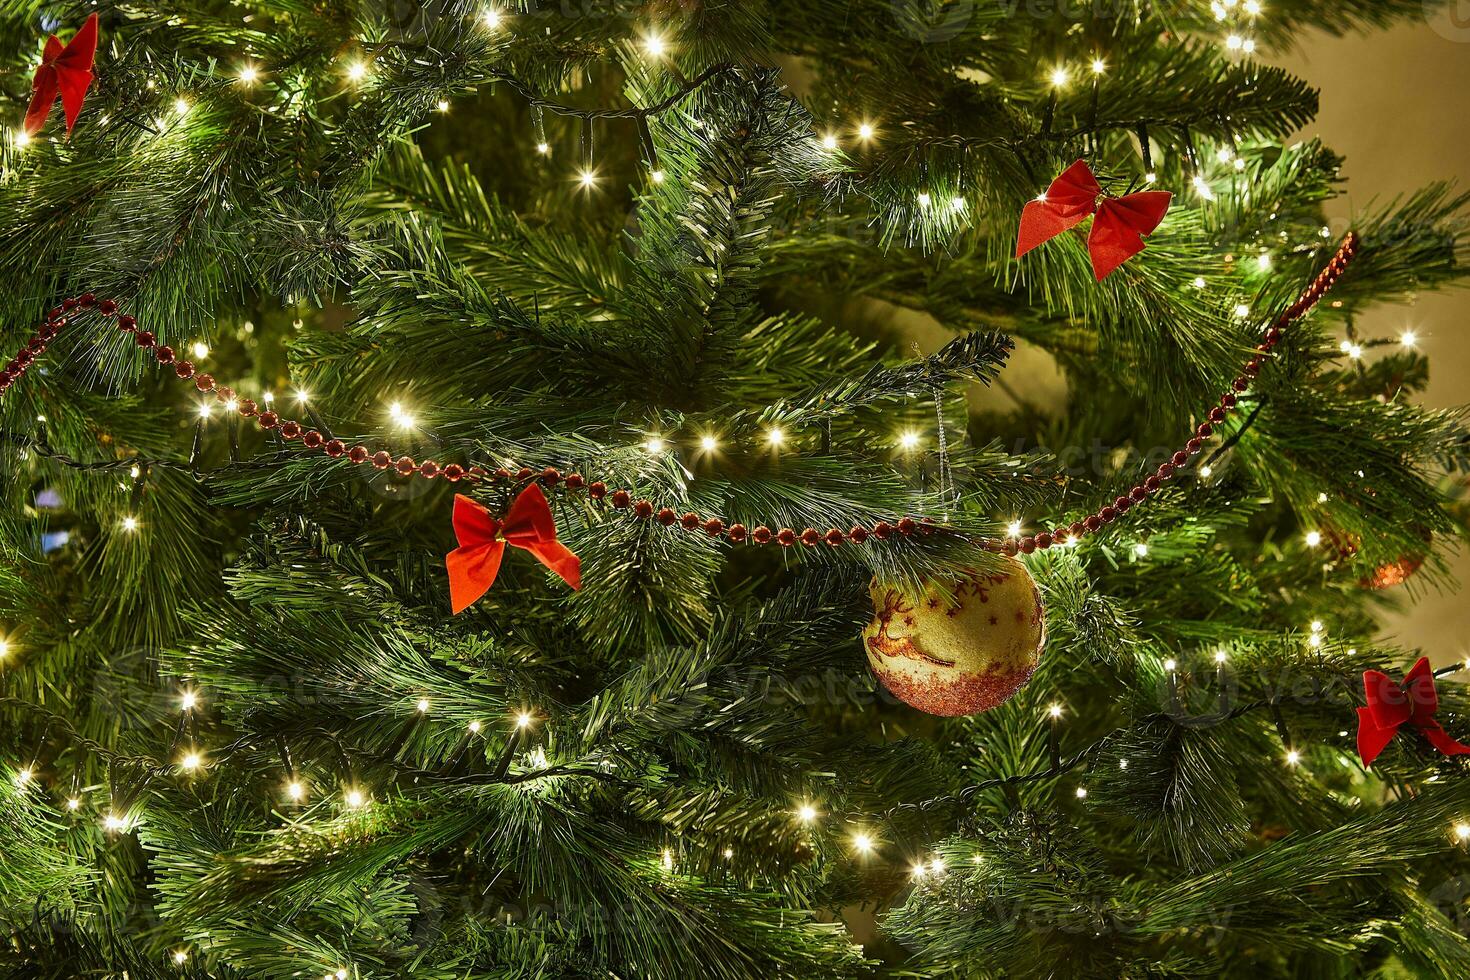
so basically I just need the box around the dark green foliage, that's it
[1,1,1468,978]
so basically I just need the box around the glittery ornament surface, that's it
[862,557,1045,716]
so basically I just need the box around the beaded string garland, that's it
[0,233,1357,565]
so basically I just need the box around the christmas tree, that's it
[2,1,1469,976]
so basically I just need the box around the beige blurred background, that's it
[1274,14,1470,666]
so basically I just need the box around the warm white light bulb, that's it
[344,789,365,807]
[1193,276,1207,289]
[951,196,966,211]
[191,341,209,359]
[1048,703,1063,719]
[198,403,211,419]
[103,813,127,831]
[821,134,838,150]
[1049,67,1068,88]
[295,389,309,404]
[174,97,190,116]
[484,8,502,28]
[911,862,927,879]
[1075,786,1088,799]
[1285,749,1301,765]
[1198,465,1213,478]
[1007,520,1022,539]
[767,428,785,447]
[1133,542,1149,558]
[797,804,817,823]
[416,698,430,713]
[174,950,188,964]
[1310,619,1324,633]
[857,122,874,140]
[898,430,920,450]
[516,711,533,729]
[700,434,718,452]
[1214,650,1228,664]
[644,34,666,57]
[535,142,550,155]
[66,797,80,810]
[1163,659,1177,672]
[1226,34,1244,51]
[1457,822,1470,841]
[1305,530,1322,547]
[239,65,258,85]
[180,752,201,771]
[1400,330,1417,348]
[579,170,597,188]
[13,131,31,148]
[121,516,139,532]
[852,832,873,853]
[436,99,450,113]
[468,720,482,733]
[346,61,368,81]
[650,169,665,184]
[1091,59,1105,74]
[1256,253,1271,271]
[287,780,304,801]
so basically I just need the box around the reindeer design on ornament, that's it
[865,589,957,667]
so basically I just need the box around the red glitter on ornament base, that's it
[871,662,1038,717]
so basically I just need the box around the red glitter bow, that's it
[1014,159,1172,281]
[446,485,581,613]
[24,13,99,137]
[1356,657,1470,767]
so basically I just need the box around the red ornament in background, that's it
[862,557,1045,716]
[1362,553,1426,590]
[1321,525,1431,590]
[446,485,581,613]
[1356,657,1470,767]
[1015,159,1172,281]
[24,12,99,137]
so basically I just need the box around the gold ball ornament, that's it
[863,556,1045,717]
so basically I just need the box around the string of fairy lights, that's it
[0,3,1459,974]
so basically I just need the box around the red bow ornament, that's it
[1356,657,1470,767]
[24,12,99,137]
[446,484,581,613]
[1014,159,1172,281]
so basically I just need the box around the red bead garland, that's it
[0,234,1358,553]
